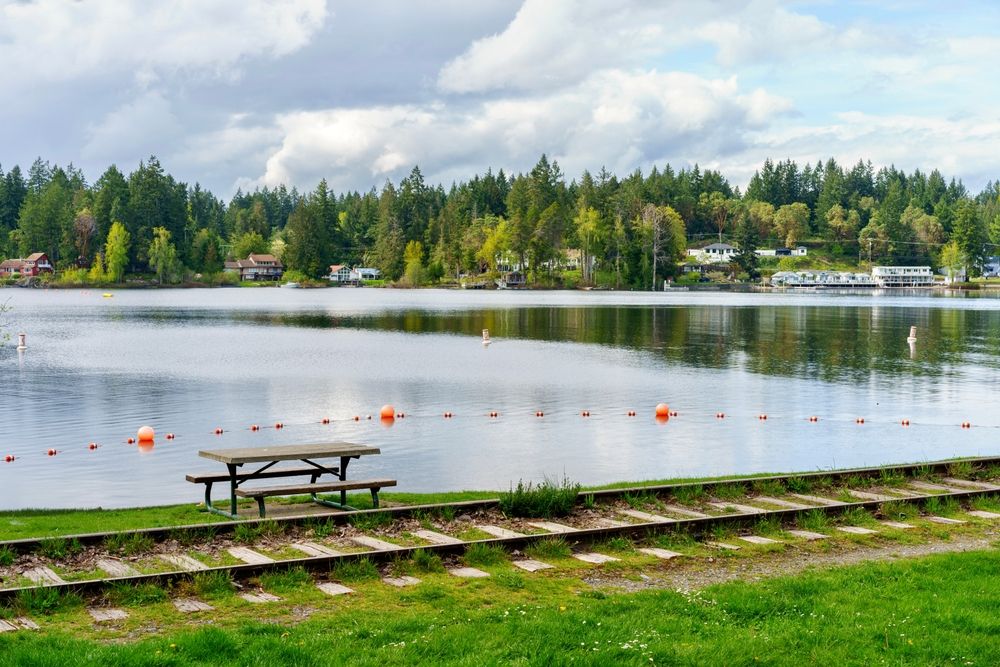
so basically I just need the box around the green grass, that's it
[36,538,82,561]
[524,538,571,560]
[0,545,15,566]
[103,532,154,556]
[799,509,831,532]
[411,549,446,573]
[350,511,394,532]
[499,477,580,518]
[191,571,235,599]
[105,583,169,607]
[259,566,313,593]
[13,587,82,616]
[463,543,508,567]
[751,479,786,496]
[233,520,285,543]
[332,558,379,582]
[8,548,1000,665]
[712,483,745,500]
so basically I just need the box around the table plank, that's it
[198,442,380,465]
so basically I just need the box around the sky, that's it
[1,0,999,197]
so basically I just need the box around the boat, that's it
[281,282,300,289]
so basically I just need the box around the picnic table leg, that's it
[339,456,350,507]
[228,463,238,518]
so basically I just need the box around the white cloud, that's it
[81,91,184,162]
[0,0,327,88]
[254,68,794,192]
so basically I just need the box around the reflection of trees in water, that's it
[187,305,1000,384]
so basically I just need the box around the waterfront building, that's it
[223,254,284,281]
[770,270,874,287]
[686,243,737,263]
[327,264,352,283]
[871,266,934,287]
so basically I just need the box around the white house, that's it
[871,266,934,287]
[755,246,808,257]
[352,267,381,281]
[686,243,737,264]
[327,264,352,283]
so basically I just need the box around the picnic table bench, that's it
[190,442,395,518]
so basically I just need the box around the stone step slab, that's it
[174,598,214,613]
[941,477,999,490]
[788,494,845,506]
[96,558,140,578]
[227,547,275,565]
[349,535,401,551]
[620,509,675,523]
[448,567,490,578]
[837,526,878,535]
[907,481,964,493]
[14,618,39,630]
[847,490,899,502]
[240,592,281,603]
[383,575,421,587]
[879,521,915,529]
[89,608,128,622]
[593,517,632,528]
[476,525,525,539]
[637,547,682,560]
[661,504,710,518]
[0,620,18,633]
[705,541,741,550]
[967,510,1000,519]
[412,529,463,545]
[512,559,554,572]
[752,496,811,510]
[927,516,966,525]
[525,521,578,534]
[736,535,781,545]
[787,530,828,540]
[290,541,343,557]
[571,552,620,564]
[22,567,65,585]
[159,554,208,571]
[317,582,354,596]
[708,502,767,514]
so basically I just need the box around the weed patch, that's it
[464,544,507,567]
[332,558,379,582]
[259,566,313,592]
[411,549,446,573]
[524,538,571,560]
[499,477,580,518]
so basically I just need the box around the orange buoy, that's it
[716,412,725,419]
[962,421,971,429]
[137,425,154,442]
[808,416,818,422]
[88,442,99,450]
[47,449,57,456]
[321,417,330,424]
[627,410,636,417]
[380,405,395,419]
[352,415,360,422]
[214,427,224,435]
[489,411,499,418]
[856,418,865,424]
[669,411,678,417]
[535,411,544,417]
[165,433,175,440]
[251,424,260,431]
[275,422,284,429]
[126,437,135,444]
[655,403,670,418]
[901,419,910,426]
[4,455,14,463]
[758,414,767,420]
[366,415,372,420]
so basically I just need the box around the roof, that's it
[25,252,46,261]
[0,259,24,269]
[703,243,736,250]
[248,253,280,263]
[329,264,347,272]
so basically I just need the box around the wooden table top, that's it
[198,442,380,465]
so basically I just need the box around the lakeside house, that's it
[0,253,54,277]
[871,266,934,287]
[325,265,382,285]
[223,254,284,281]
[686,243,737,263]
[755,246,808,257]
[771,266,935,288]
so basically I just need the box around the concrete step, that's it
[926,516,966,525]
[967,510,1000,519]
[290,541,343,557]
[227,547,275,565]
[879,521,915,529]
[752,496,811,510]
[240,592,281,603]
[476,525,526,539]
[317,582,354,596]
[941,477,1000,490]
[22,567,65,585]
[448,567,490,578]
[159,554,208,571]
[847,490,899,502]
[788,493,844,506]
[383,575,421,587]
[571,552,620,564]
[593,517,632,528]
[0,620,18,633]
[708,502,767,514]
[512,559,554,572]
[787,530,828,540]
[620,509,675,523]
[907,481,965,493]
[349,535,401,551]
[705,541,741,550]
[96,558,140,578]
[13,618,39,631]
[525,521,578,534]
[661,504,710,519]
[174,598,214,613]
[412,529,463,546]
[637,547,682,559]
[836,526,878,535]
[736,535,781,545]
[89,608,128,622]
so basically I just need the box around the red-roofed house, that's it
[22,253,53,276]
[0,259,24,276]
[327,264,352,283]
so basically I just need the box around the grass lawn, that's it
[1,547,998,665]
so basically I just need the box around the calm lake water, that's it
[2,287,999,510]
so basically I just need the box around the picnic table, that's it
[192,442,395,518]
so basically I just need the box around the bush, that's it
[499,476,580,518]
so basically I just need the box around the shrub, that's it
[0,545,15,567]
[524,538,571,560]
[464,544,507,567]
[260,567,313,592]
[499,477,580,518]
[332,558,379,582]
[411,549,445,573]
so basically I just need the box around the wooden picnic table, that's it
[197,442,384,518]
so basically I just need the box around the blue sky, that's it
[0,0,997,196]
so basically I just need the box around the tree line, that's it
[0,154,997,287]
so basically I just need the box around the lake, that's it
[2,287,999,510]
